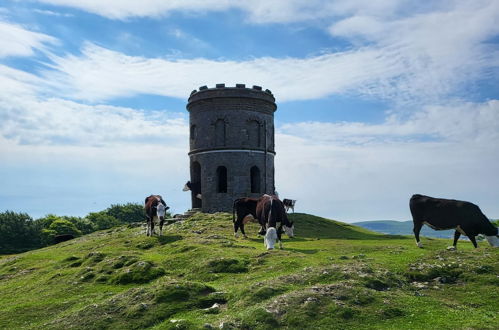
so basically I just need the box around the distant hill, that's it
[352,220,455,238]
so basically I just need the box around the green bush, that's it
[0,211,42,253]
[86,212,120,230]
[105,203,147,223]
[48,219,82,237]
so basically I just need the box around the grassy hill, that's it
[0,212,497,329]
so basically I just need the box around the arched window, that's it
[217,166,227,193]
[248,120,260,147]
[250,166,261,193]
[190,125,197,140]
[214,119,226,146]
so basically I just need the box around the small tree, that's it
[86,212,120,230]
[0,211,41,253]
[48,219,82,237]
[62,216,95,234]
[105,203,147,223]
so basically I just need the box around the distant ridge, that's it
[352,220,455,238]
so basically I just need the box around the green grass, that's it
[0,212,497,329]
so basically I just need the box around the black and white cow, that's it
[232,197,259,238]
[283,199,296,213]
[144,195,170,236]
[256,194,294,250]
[183,181,202,200]
[410,194,499,248]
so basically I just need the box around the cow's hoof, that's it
[416,242,424,248]
[267,247,274,250]
[446,246,456,251]
[234,233,239,238]
[243,235,248,239]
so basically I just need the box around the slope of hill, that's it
[0,213,497,329]
[353,220,455,238]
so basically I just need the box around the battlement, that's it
[188,83,275,106]
[190,83,272,95]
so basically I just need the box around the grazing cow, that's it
[183,181,202,199]
[283,199,296,213]
[54,234,74,244]
[144,195,170,236]
[409,194,499,248]
[256,195,294,250]
[232,197,259,238]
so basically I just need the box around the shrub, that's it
[0,211,42,253]
[105,203,147,224]
[86,212,120,230]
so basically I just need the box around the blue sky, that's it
[1,0,498,221]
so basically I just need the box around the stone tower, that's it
[186,83,277,212]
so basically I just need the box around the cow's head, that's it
[484,227,499,247]
[264,227,278,250]
[485,235,499,247]
[283,221,294,238]
[182,181,202,199]
[155,203,169,221]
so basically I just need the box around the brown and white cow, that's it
[144,195,169,236]
[410,194,499,248]
[256,194,294,250]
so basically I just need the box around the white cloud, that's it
[32,0,403,23]
[0,75,191,216]
[43,43,397,102]
[0,20,57,58]
[276,100,499,220]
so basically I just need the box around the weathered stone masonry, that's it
[187,84,277,212]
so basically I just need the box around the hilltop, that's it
[0,213,497,329]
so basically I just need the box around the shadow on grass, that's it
[157,235,183,245]
[284,248,320,254]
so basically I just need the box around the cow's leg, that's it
[277,226,283,249]
[146,217,151,236]
[468,235,478,248]
[459,226,478,248]
[452,230,461,248]
[150,217,155,236]
[413,221,424,248]
[240,223,248,238]
[159,219,164,236]
[234,219,240,238]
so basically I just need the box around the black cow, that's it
[256,194,294,249]
[54,234,74,244]
[145,195,170,236]
[232,197,259,238]
[183,181,202,199]
[410,194,499,248]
